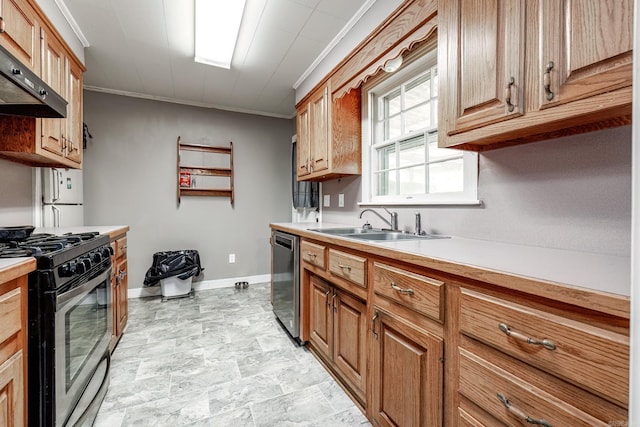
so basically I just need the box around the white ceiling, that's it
[61,0,370,118]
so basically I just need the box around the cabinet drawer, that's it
[459,348,609,427]
[329,249,366,288]
[373,262,443,322]
[115,236,127,258]
[459,288,629,406]
[301,241,325,269]
[0,288,22,344]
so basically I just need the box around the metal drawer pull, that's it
[371,311,379,339]
[497,393,552,427]
[505,77,515,112]
[543,61,555,101]
[306,252,317,258]
[498,323,556,351]
[390,282,414,295]
[338,264,351,271]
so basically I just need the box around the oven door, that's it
[54,265,112,427]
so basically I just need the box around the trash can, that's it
[144,250,203,299]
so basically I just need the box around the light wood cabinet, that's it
[307,274,367,403]
[0,0,39,72]
[439,0,633,150]
[370,307,443,427]
[295,83,361,181]
[301,240,326,269]
[109,234,128,352]
[0,0,84,168]
[0,271,29,426]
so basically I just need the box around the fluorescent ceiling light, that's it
[195,0,246,69]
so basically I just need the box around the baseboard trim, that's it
[128,274,271,299]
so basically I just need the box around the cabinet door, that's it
[309,86,329,173]
[0,0,39,72]
[308,275,332,360]
[115,258,128,337]
[537,0,632,110]
[296,104,310,177]
[64,58,83,164]
[0,352,24,427]
[40,28,65,157]
[441,0,525,138]
[332,290,367,400]
[371,308,443,427]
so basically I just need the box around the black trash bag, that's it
[143,250,204,287]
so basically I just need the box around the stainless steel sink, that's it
[348,232,450,241]
[307,227,375,235]
[308,227,449,241]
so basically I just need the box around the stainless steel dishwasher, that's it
[271,230,300,342]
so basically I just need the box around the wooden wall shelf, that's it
[177,137,234,206]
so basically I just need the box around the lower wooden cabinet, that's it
[308,274,367,403]
[0,272,29,426]
[370,307,443,427]
[109,233,128,352]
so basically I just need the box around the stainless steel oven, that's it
[13,232,115,427]
[54,265,111,426]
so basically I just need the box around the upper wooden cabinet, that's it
[439,0,633,150]
[295,82,361,181]
[0,0,39,72]
[0,0,84,168]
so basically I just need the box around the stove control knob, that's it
[92,251,103,263]
[58,263,74,277]
[81,257,92,270]
[75,261,86,275]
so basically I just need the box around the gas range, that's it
[0,231,112,289]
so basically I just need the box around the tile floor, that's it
[94,282,372,426]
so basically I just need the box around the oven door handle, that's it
[56,267,112,307]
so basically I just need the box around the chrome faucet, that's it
[414,211,425,235]
[359,207,399,231]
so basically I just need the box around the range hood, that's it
[0,44,67,118]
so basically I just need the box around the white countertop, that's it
[0,257,33,271]
[35,225,129,239]
[273,222,630,297]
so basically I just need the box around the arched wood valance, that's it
[329,0,438,101]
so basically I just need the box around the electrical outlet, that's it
[338,193,345,207]
[229,254,235,263]
[323,194,330,207]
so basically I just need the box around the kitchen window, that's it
[361,44,479,206]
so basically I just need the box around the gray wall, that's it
[322,126,632,257]
[82,91,294,289]
[0,159,34,225]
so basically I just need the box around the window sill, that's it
[358,200,483,207]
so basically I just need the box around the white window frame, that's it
[360,45,479,207]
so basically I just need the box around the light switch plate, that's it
[323,194,330,207]
[338,194,345,207]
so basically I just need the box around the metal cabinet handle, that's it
[324,289,331,307]
[505,77,515,112]
[0,17,5,33]
[306,252,317,258]
[332,292,337,312]
[390,281,414,295]
[337,264,351,272]
[543,61,555,101]
[497,393,552,427]
[371,311,379,339]
[498,323,556,351]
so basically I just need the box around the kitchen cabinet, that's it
[308,274,367,404]
[0,263,32,426]
[109,234,128,352]
[439,0,633,150]
[0,0,40,72]
[370,261,445,427]
[0,0,84,168]
[295,82,361,181]
[453,286,629,425]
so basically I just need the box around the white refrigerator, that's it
[42,168,84,227]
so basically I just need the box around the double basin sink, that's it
[308,227,450,241]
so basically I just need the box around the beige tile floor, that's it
[94,283,371,426]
